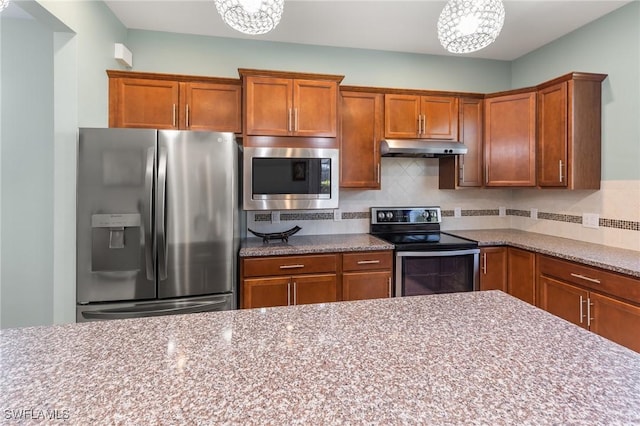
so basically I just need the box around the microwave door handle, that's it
[156,147,168,281]
[144,147,155,281]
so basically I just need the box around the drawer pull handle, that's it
[280,264,305,269]
[570,273,601,284]
[357,260,381,265]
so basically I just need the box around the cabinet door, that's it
[537,82,568,187]
[507,248,536,304]
[293,79,338,137]
[182,82,241,132]
[244,76,292,136]
[343,271,391,301]
[485,92,536,186]
[439,97,483,189]
[384,94,420,138]
[590,293,640,353]
[538,276,589,329]
[110,78,179,129]
[293,274,337,305]
[340,91,383,189]
[420,96,459,140]
[479,247,507,291]
[242,276,290,309]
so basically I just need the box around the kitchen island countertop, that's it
[1,291,639,424]
[240,233,393,257]
[446,228,640,278]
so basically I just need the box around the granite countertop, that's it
[446,229,640,278]
[1,291,638,424]
[240,233,394,257]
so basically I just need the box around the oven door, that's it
[395,249,480,297]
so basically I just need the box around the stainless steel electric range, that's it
[370,207,480,297]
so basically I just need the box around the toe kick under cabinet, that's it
[241,250,393,309]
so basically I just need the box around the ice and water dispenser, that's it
[91,213,141,272]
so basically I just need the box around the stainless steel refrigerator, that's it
[76,128,242,322]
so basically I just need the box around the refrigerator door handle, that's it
[144,147,155,281]
[80,300,229,320]
[157,146,168,280]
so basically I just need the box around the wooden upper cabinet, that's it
[293,79,338,137]
[241,69,343,138]
[537,82,568,187]
[484,91,537,186]
[110,77,180,129]
[439,97,484,189]
[537,73,607,189]
[244,76,292,136]
[385,94,458,140]
[340,91,383,189]
[181,82,241,132]
[108,70,241,132]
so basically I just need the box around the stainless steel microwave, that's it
[243,146,339,210]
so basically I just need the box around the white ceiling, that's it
[102,0,632,61]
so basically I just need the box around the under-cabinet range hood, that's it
[380,139,468,158]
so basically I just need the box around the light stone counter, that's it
[1,291,639,425]
[447,229,640,278]
[240,233,393,257]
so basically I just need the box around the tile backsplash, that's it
[246,158,640,251]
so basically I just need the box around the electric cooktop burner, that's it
[369,206,478,251]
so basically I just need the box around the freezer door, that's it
[157,130,238,298]
[77,128,157,303]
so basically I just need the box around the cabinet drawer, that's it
[243,254,338,277]
[342,251,393,271]
[538,255,640,304]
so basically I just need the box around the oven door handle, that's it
[395,248,480,257]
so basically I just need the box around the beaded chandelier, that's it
[437,0,506,54]
[214,0,284,35]
[0,0,10,13]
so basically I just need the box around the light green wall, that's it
[1,17,54,327]
[1,0,127,328]
[36,0,128,126]
[511,1,640,181]
[126,30,511,93]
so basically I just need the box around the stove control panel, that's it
[371,207,442,224]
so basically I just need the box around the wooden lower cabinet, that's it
[342,271,391,301]
[342,251,393,300]
[242,274,337,309]
[537,254,640,353]
[589,293,640,353]
[479,247,507,291]
[242,276,290,309]
[242,254,338,309]
[241,251,393,308]
[538,275,589,329]
[507,247,536,304]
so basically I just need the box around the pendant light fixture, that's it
[214,0,284,35]
[0,0,10,13]
[437,0,506,54]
